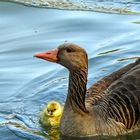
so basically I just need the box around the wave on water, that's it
[7,0,140,14]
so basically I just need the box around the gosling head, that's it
[34,43,88,71]
[44,101,62,117]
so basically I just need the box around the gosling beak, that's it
[47,111,53,116]
[34,49,58,63]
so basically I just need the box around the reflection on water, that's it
[0,1,140,140]
[97,48,121,55]
[117,56,140,62]
[7,0,140,14]
[132,21,140,24]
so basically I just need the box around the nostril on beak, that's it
[46,52,51,55]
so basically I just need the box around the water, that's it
[0,0,140,140]
[7,0,140,14]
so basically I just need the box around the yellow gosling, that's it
[39,101,63,127]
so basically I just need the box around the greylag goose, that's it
[34,43,140,137]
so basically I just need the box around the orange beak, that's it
[34,49,58,63]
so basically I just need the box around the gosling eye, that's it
[53,109,56,111]
[66,48,72,53]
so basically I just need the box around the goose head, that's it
[34,43,88,71]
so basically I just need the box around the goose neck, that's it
[66,69,88,114]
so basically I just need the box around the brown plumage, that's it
[34,43,140,137]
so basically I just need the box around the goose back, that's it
[86,59,140,132]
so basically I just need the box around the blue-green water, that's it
[0,1,140,140]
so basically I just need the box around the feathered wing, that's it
[86,59,140,131]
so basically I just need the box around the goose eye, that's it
[66,48,72,53]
